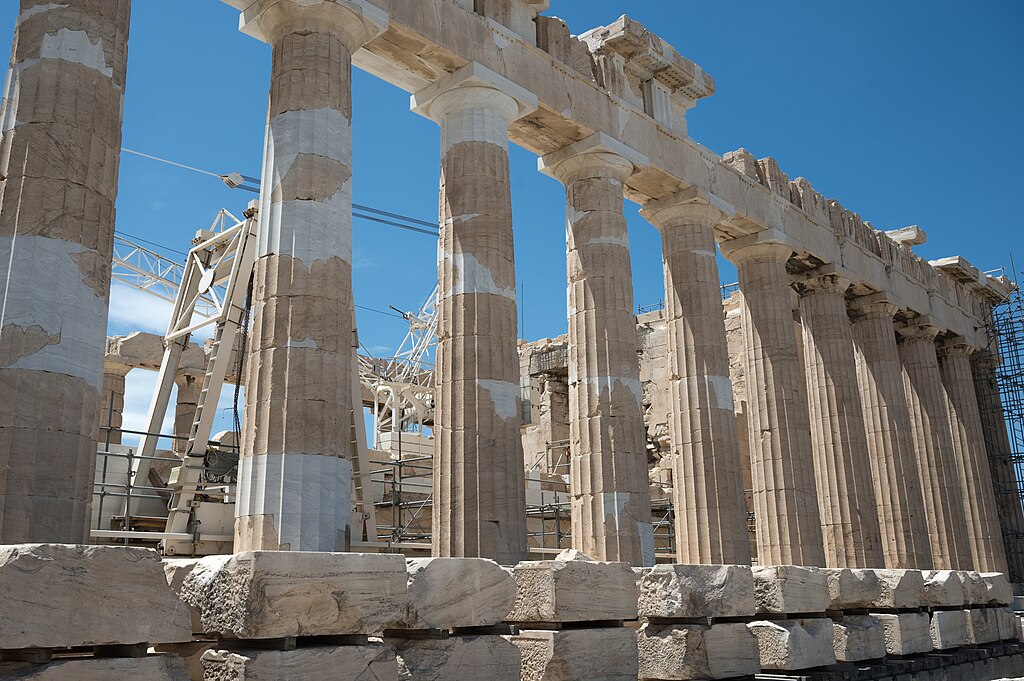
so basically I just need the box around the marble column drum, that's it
[641,191,750,566]
[849,297,932,569]
[542,135,653,566]
[796,272,884,568]
[723,240,826,567]
[897,321,971,569]
[234,0,387,552]
[0,0,131,543]
[938,339,1008,573]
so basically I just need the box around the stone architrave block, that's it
[0,545,192,650]
[0,656,189,680]
[389,635,521,681]
[506,558,637,623]
[179,552,408,639]
[824,568,883,610]
[753,565,829,614]
[398,558,516,630]
[636,564,755,620]
[507,628,638,681]
[201,644,397,681]
[872,612,933,656]
[960,571,988,605]
[981,573,1014,606]
[922,570,965,608]
[930,609,968,650]
[832,615,885,662]
[965,608,1001,645]
[870,569,925,609]
[637,622,759,680]
[747,618,837,671]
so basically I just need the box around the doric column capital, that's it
[240,0,388,50]
[895,317,941,343]
[719,229,797,265]
[792,266,851,297]
[937,336,979,359]
[538,132,647,184]
[973,346,1002,372]
[102,359,132,378]
[411,62,538,125]
[848,292,900,321]
[640,187,736,231]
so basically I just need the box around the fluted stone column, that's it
[99,364,131,447]
[233,0,387,552]
[641,189,750,565]
[849,295,932,569]
[795,271,884,567]
[412,63,536,565]
[540,133,653,566]
[938,339,1009,573]
[898,320,971,568]
[722,237,826,567]
[0,1,131,543]
[173,374,201,456]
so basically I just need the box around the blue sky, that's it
[2,2,1022,441]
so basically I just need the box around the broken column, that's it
[640,189,751,566]
[721,236,825,567]
[411,62,536,564]
[849,295,933,569]
[539,132,653,566]
[0,0,131,543]
[794,269,883,568]
[938,338,1009,574]
[897,319,971,569]
[173,373,201,456]
[100,362,131,446]
[232,0,387,551]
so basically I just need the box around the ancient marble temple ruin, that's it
[1,1,1023,680]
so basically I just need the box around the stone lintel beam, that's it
[885,226,927,247]
[239,0,389,48]
[105,333,206,377]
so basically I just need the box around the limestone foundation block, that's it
[965,608,1001,645]
[832,615,885,662]
[201,644,397,681]
[0,545,191,650]
[400,558,516,629]
[870,569,925,609]
[824,568,883,610]
[637,622,760,680]
[0,656,189,680]
[179,552,408,639]
[747,618,837,671]
[872,612,933,655]
[753,565,829,614]
[930,609,968,649]
[981,572,1014,606]
[506,557,637,623]
[923,570,965,608]
[636,564,755,620]
[507,628,638,681]
[389,635,520,681]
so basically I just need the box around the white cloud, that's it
[107,282,213,342]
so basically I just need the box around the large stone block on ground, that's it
[753,565,829,614]
[389,635,520,681]
[399,558,515,630]
[506,555,637,623]
[965,607,1001,644]
[0,545,191,650]
[872,612,932,655]
[637,622,760,680]
[981,573,1014,606]
[201,644,397,681]
[636,564,755,620]
[997,607,1017,641]
[824,568,882,610]
[832,615,885,662]
[960,571,988,605]
[747,618,836,671]
[930,609,968,649]
[164,558,205,634]
[180,552,408,639]
[922,570,964,608]
[507,628,638,681]
[870,569,925,609]
[0,656,188,680]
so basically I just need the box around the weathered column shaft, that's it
[235,1,386,552]
[642,193,750,565]
[850,298,932,569]
[898,323,971,568]
[173,374,201,456]
[0,0,131,543]
[99,365,130,447]
[796,273,884,567]
[939,341,1008,573]
[724,241,825,567]
[542,137,653,566]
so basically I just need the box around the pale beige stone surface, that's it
[747,618,837,671]
[824,568,883,610]
[966,608,1002,645]
[753,565,829,614]
[201,644,397,681]
[506,556,637,623]
[179,552,408,638]
[961,570,990,605]
[930,609,968,649]
[871,568,926,609]
[0,545,191,649]
[873,612,933,655]
[0,656,188,681]
[400,557,515,629]
[389,635,520,681]
[982,572,1015,606]
[637,622,759,680]
[923,570,965,607]
[832,615,885,662]
[507,628,638,681]
[636,563,755,619]
[163,558,205,634]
